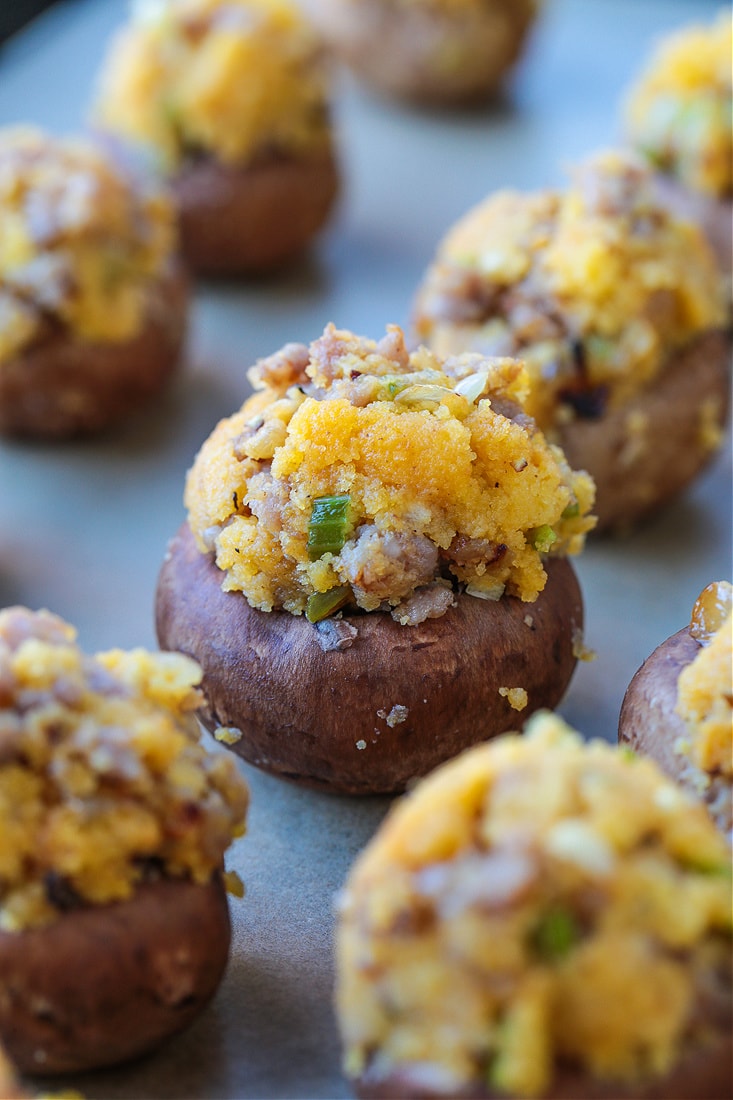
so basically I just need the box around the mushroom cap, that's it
[155,521,584,794]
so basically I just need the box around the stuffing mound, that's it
[676,580,733,788]
[0,127,174,365]
[412,150,726,431]
[185,324,595,623]
[625,12,733,198]
[336,711,732,1098]
[0,606,249,932]
[93,0,333,171]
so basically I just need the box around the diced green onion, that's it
[307,495,351,561]
[678,856,733,877]
[453,371,489,403]
[561,501,580,520]
[531,906,579,961]
[528,525,557,553]
[306,586,351,623]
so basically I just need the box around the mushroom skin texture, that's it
[619,626,732,835]
[0,260,188,440]
[155,522,584,795]
[302,0,538,106]
[173,147,339,275]
[0,876,230,1076]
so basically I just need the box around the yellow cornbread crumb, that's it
[625,12,733,197]
[676,581,733,780]
[335,712,732,1098]
[0,606,249,932]
[413,150,725,431]
[0,127,174,364]
[93,0,332,170]
[499,686,528,711]
[185,324,595,621]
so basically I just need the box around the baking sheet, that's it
[0,0,730,1096]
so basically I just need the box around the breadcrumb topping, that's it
[0,606,249,931]
[0,127,174,364]
[625,12,732,197]
[185,324,595,621]
[676,581,733,781]
[412,150,725,432]
[336,712,732,1097]
[94,0,333,169]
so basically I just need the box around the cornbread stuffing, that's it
[303,0,538,106]
[336,712,733,1098]
[0,606,249,932]
[412,150,726,432]
[676,581,733,788]
[94,0,332,171]
[185,324,595,622]
[0,127,174,365]
[626,12,733,198]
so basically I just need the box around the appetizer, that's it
[302,0,538,106]
[619,580,732,837]
[0,605,249,1075]
[336,711,733,1099]
[625,11,732,275]
[0,126,187,439]
[412,149,730,532]
[93,0,339,275]
[157,323,595,794]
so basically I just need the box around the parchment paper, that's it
[0,1,729,1096]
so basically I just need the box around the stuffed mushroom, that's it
[0,127,187,439]
[335,711,733,1099]
[412,149,730,532]
[302,0,539,106]
[93,0,339,275]
[0,605,249,1076]
[619,579,732,837]
[156,323,595,794]
[624,11,732,277]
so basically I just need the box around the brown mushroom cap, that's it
[0,875,230,1076]
[0,260,188,440]
[172,146,339,276]
[555,329,731,534]
[155,522,584,795]
[618,626,732,832]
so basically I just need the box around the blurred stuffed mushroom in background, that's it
[301,0,539,107]
[0,606,249,1076]
[156,323,595,794]
[335,712,733,1100]
[620,580,733,838]
[92,0,340,275]
[624,11,732,278]
[412,149,730,533]
[0,126,187,439]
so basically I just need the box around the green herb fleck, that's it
[530,906,579,961]
[307,495,352,561]
[306,586,351,623]
[528,525,557,553]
